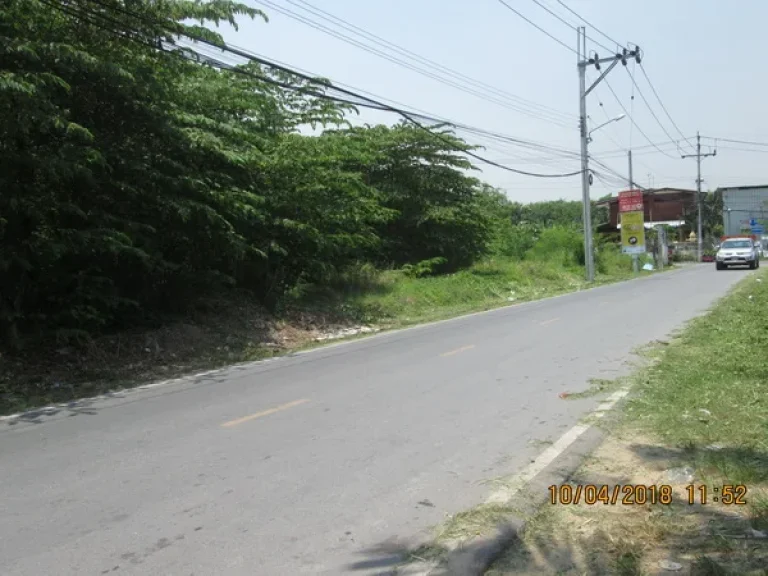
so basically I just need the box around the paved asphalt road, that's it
[0,265,750,576]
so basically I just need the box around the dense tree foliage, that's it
[691,190,724,240]
[0,0,602,350]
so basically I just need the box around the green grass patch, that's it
[486,269,768,575]
[626,271,768,452]
[310,253,643,330]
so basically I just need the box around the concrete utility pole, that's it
[578,27,641,282]
[681,132,716,262]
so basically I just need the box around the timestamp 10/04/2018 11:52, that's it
[548,484,749,506]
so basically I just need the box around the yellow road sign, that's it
[621,210,646,255]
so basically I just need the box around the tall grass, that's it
[321,225,641,327]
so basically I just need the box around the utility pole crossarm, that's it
[583,58,619,98]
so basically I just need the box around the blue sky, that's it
[208,0,768,203]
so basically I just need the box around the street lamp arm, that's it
[588,114,626,138]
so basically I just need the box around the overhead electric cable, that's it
[281,0,575,123]
[603,78,677,159]
[46,0,584,178]
[527,0,613,53]
[639,63,695,151]
[253,0,574,127]
[553,0,623,48]
[625,66,682,152]
[495,0,576,54]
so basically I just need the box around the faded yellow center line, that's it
[440,344,475,357]
[540,317,560,326]
[221,398,310,428]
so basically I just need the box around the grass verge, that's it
[0,253,655,416]
[294,255,641,329]
[486,269,768,575]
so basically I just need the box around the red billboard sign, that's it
[618,190,644,213]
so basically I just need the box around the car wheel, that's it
[749,261,756,270]
[716,262,725,271]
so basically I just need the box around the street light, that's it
[587,114,626,143]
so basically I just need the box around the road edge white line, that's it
[484,388,630,505]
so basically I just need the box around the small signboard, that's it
[748,217,765,235]
[618,189,644,213]
[621,210,646,254]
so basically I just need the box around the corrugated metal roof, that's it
[596,188,697,205]
[716,185,768,192]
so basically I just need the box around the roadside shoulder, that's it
[486,269,768,575]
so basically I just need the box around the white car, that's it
[715,238,761,270]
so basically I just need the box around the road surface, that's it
[0,265,748,575]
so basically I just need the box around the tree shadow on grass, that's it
[487,496,768,575]
[344,537,450,575]
[629,442,768,485]
[485,442,768,575]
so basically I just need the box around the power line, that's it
[593,89,656,178]
[709,145,768,154]
[603,78,677,159]
[639,63,695,152]
[282,0,575,123]
[494,0,576,54]
[702,136,768,148]
[527,0,613,53]
[591,84,628,151]
[624,66,681,152]
[592,170,625,192]
[77,0,590,165]
[46,0,584,178]
[590,156,643,188]
[254,0,575,128]
[553,0,622,49]
[597,138,692,155]
[95,0,585,163]
[181,40,586,163]
[187,39,586,164]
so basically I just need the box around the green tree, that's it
[0,0,609,355]
[328,123,495,272]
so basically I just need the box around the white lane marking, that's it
[485,388,630,505]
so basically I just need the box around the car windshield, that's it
[721,240,752,249]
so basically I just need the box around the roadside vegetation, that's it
[486,270,768,575]
[0,0,644,414]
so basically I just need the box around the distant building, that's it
[595,187,697,240]
[718,185,768,238]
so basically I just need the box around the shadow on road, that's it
[0,370,236,426]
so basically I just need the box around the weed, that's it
[437,504,518,543]
[561,378,621,400]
